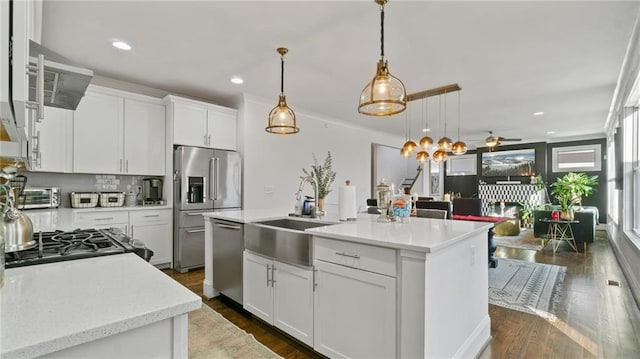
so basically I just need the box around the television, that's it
[482,149,535,177]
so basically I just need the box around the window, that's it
[552,144,602,172]
[632,108,640,233]
[607,135,618,224]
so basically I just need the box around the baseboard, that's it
[453,315,491,359]
[608,228,640,310]
[597,223,607,230]
[202,279,219,300]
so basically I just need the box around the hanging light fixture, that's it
[266,47,299,134]
[432,94,448,162]
[451,91,468,155]
[358,0,406,116]
[401,105,417,157]
[437,91,453,151]
[416,98,430,163]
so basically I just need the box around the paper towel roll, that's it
[338,181,357,221]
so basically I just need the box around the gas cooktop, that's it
[4,228,136,268]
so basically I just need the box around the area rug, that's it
[189,304,282,359]
[489,258,566,319]
[494,228,544,251]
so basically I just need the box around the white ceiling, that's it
[41,1,640,147]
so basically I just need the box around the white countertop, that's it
[25,205,172,232]
[1,253,201,359]
[203,210,493,253]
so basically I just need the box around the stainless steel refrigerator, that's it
[173,146,242,273]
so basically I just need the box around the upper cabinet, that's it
[31,107,73,173]
[165,95,237,151]
[73,86,166,175]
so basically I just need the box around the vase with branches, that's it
[302,151,336,214]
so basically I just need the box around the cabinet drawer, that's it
[74,210,129,225]
[314,237,396,277]
[130,209,171,224]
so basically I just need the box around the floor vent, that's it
[607,279,622,287]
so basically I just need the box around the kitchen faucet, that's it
[296,175,319,218]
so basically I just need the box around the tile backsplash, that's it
[22,172,159,208]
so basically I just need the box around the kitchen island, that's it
[204,210,492,358]
[1,253,201,359]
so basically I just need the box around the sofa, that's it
[533,206,599,250]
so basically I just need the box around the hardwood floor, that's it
[164,232,640,358]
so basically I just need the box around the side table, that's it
[539,218,580,253]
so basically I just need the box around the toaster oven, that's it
[17,187,61,209]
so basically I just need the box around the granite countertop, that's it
[1,253,201,359]
[203,210,493,253]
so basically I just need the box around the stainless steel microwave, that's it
[17,187,61,209]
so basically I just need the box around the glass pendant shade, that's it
[266,95,299,134]
[400,144,412,157]
[432,149,447,163]
[419,135,433,149]
[437,136,453,151]
[359,60,407,116]
[451,141,467,155]
[416,150,429,163]
[402,139,418,154]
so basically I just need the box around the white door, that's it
[173,102,208,147]
[243,251,274,324]
[273,260,314,347]
[207,107,237,150]
[131,218,172,267]
[123,98,165,175]
[34,107,73,172]
[73,91,123,173]
[313,260,396,359]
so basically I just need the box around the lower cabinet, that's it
[130,209,172,268]
[243,251,314,346]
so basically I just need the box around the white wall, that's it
[237,94,404,214]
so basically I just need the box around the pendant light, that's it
[266,47,299,134]
[401,105,417,157]
[451,91,468,155]
[358,0,406,116]
[432,94,448,162]
[437,91,452,151]
[416,98,430,163]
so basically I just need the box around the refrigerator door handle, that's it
[215,157,220,200]
[202,176,207,203]
[209,157,215,201]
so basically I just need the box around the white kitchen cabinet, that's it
[123,98,165,175]
[166,95,237,150]
[73,90,123,174]
[313,237,396,359]
[73,210,130,235]
[73,87,165,175]
[243,251,314,346]
[129,209,172,268]
[31,107,73,172]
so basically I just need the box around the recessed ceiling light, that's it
[533,112,545,116]
[230,76,244,85]
[422,128,430,132]
[547,131,555,135]
[112,41,131,51]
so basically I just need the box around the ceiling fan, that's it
[484,131,522,149]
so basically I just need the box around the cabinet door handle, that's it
[335,252,360,259]
[266,264,271,286]
[186,229,205,234]
[144,214,160,218]
[204,134,208,146]
[130,224,134,238]
[271,266,276,286]
[313,268,318,291]
[125,160,129,173]
[208,134,212,146]
[94,217,114,221]
[119,159,123,172]
[186,213,203,216]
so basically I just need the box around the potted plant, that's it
[550,172,598,220]
[302,151,336,214]
[518,199,539,228]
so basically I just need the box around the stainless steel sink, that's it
[245,218,335,267]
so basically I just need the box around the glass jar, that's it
[392,193,412,223]
[376,180,391,222]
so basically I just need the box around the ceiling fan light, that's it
[359,60,407,116]
[416,150,429,163]
[451,141,467,155]
[419,135,433,149]
[266,95,299,134]
[432,149,447,163]
[437,136,453,151]
[485,137,499,147]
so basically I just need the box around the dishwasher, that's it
[212,219,244,304]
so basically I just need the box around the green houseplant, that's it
[302,151,336,213]
[550,172,598,220]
